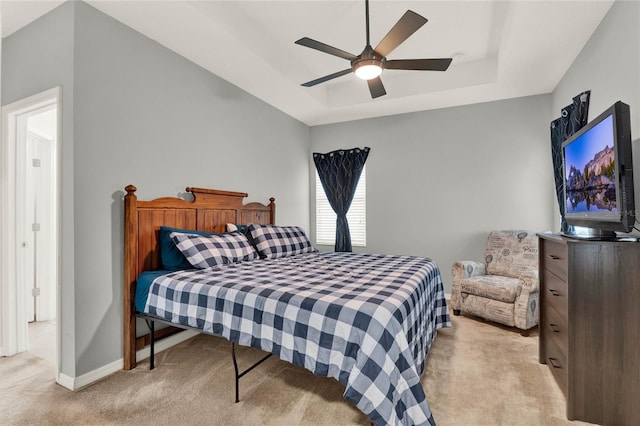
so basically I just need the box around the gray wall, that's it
[310,95,554,292]
[72,2,309,375]
[3,2,310,377]
[552,0,640,234]
[2,1,77,376]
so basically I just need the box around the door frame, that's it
[1,87,61,377]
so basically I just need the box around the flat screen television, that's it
[562,101,635,238]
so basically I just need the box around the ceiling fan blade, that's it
[367,77,386,99]
[295,37,358,60]
[385,58,452,71]
[375,10,428,57]
[301,69,353,87]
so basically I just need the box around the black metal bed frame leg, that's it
[231,342,272,403]
[232,343,240,403]
[145,319,155,370]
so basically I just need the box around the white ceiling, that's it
[1,0,614,126]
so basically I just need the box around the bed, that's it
[123,185,451,426]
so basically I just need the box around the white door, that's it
[1,88,60,377]
[23,125,56,322]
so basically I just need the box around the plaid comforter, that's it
[145,251,450,425]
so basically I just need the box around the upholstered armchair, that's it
[450,230,539,336]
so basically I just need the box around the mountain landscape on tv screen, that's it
[566,145,616,212]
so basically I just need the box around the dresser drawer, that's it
[543,304,568,356]
[545,337,568,397]
[542,239,568,280]
[542,268,568,318]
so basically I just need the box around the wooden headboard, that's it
[123,185,275,369]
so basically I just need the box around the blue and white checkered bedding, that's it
[145,251,451,426]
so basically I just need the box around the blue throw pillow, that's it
[225,223,247,232]
[159,226,214,270]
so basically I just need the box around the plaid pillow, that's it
[247,224,316,259]
[170,231,258,269]
[159,226,215,270]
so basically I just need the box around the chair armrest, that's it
[514,270,540,330]
[451,261,486,281]
[518,270,539,293]
[450,261,485,311]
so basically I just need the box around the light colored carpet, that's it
[0,312,585,425]
[28,319,57,366]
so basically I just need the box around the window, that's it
[315,166,366,247]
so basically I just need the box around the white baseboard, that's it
[135,329,199,362]
[57,372,75,390]
[56,329,198,391]
[56,359,122,391]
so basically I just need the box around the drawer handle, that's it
[548,288,561,297]
[549,357,562,369]
[548,323,560,333]
[548,254,561,260]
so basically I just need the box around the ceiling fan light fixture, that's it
[296,0,451,98]
[354,60,383,80]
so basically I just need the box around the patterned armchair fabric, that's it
[451,230,539,335]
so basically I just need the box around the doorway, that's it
[1,88,60,377]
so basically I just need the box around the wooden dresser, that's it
[538,234,640,425]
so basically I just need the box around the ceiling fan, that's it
[295,0,453,99]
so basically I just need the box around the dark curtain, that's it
[313,147,370,252]
[550,91,590,232]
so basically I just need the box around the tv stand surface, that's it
[560,232,640,242]
[538,234,640,424]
